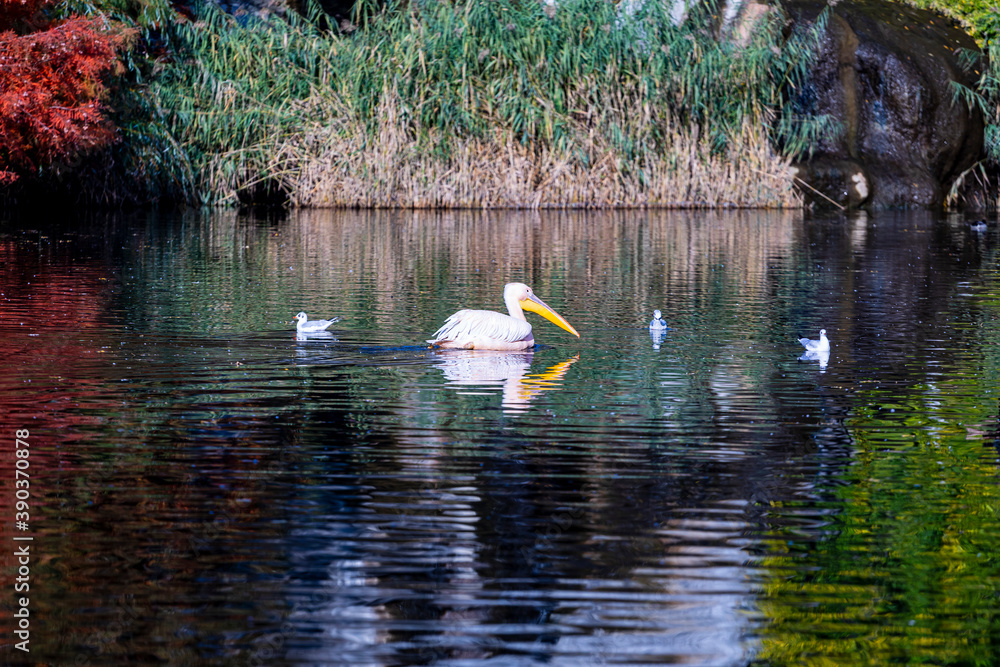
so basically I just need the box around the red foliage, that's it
[0,7,134,184]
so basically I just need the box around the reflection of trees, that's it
[758,213,1000,664]
[111,208,804,337]
[0,227,301,662]
[273,210,1000,664]
[1,209,837,663]
[100,208,823,662]
[281,208,802,335]
[255,210,815,662]
[300,211,1000,664]
[15,208,1000,663]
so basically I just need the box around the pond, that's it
[3,208,1000,665]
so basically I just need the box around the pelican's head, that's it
[653,309,662,320]
[505,282,580,338]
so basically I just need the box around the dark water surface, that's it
[3,209,1000,665]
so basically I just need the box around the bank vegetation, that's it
[1,0,998,209]
[149,0,833,208]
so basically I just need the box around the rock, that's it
[781,0,985,209]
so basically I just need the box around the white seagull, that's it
[294,312,340,333]
[798,329,830,353]
[649,309,668,330]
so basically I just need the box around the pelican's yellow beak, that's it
[521,294,580,337]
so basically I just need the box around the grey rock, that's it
[783,0,985,209]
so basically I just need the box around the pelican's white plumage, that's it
[798,329,830,353]
[432,310,533,346]
[428,282,579,351]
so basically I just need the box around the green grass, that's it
[14,0,1000,209]
[149,0,828,207]
[905,0,999,45]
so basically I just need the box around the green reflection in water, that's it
[10,208,1000,663]
[758,285,1000,664]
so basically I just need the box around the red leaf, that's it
[0,16,135,177]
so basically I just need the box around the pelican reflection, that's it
[435,351,579,413]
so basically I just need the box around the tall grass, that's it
[153,0,825,208]
[949,9,1000,209]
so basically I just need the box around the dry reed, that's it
[259,92,801,208]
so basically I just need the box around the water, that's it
[3,209,1000,665]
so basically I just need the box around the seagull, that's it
[294,312,339,333]
[649,309,669,330]
[798,329,830,353]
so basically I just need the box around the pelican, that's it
[798,329,830,353]
[294,312,339,333]
[428,282,580,351]
[649,309,668,330]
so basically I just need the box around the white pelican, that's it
[294,312,340,333]
[428,282,580,351]
[798,329,830,353]
[649,309,668,330]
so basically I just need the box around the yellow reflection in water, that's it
[435,351,579,414]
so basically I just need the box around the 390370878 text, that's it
[13,429,33,653]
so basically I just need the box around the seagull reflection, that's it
[296,331,337,343]
[799,349,830,371]
[650,328,666,350]
[435,350,579,413]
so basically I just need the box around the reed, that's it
[153,0,824,208]
[948,16,1000,209]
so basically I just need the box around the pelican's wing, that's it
[429,310,532,346]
